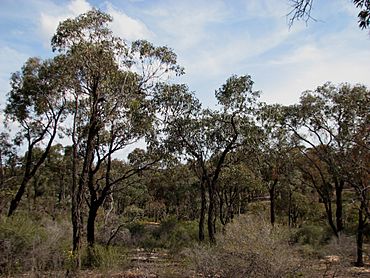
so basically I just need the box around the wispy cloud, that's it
[258,24,370,104]
[143,0,229,50]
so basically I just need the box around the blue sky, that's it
[1,0,369,116]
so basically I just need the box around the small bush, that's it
[291,224,331,247]
[0,215,70,275]
[162,220,198,251]
[124,218,198,251]
[81,244,127,270]
[96,224,131,246]
[188,215,304,278]
[0,215,42,274]
[127,221,146,238]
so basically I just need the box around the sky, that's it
[0,0,370,115]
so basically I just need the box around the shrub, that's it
[0,215,41,275]
[96,224,131,246]
[0,215,70,275]
[81,244,128,271]
[291,224,331,247]
[188,215,304,277]
[123,218,198,251]
[162,220,198,251]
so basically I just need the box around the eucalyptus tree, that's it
[4,57,67,217]
[284,82,369,265]
[254,104,295,226]
[50,9,183,263]
[157,75,260,242]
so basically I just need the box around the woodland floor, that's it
[14,248,370,277]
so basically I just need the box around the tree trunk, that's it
[269,180,277,226]
[87,203,99,247]
[8,177,31,216]
[355,202,365,267]
[208,182,216,243]
[71,100,82,269]
[0,151,4,188]
[71,196,82,269]
[199,181,206,241]
[288,190,292,228]
[324,201,339,238]
[335,179,344,234]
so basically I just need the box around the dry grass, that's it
[187,215,304,277]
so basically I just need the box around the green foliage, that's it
[125,218,198,251]
[81,245,127,270]
[124,205,145,221]
[291,224,332,247]
[127,221,146,239]
[0,215,70,275]
[156,218,198,251]
[215,74,259,112]
[0,215,42,274]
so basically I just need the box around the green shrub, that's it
[125,218,198,251]
[81,244,127,270]
[164,220,198,251]
[0,215,43,274]
[291,224,331,247]
[0,215,70,275]
[127,221,146,238]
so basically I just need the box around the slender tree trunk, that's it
[288,190,292,228]
[71,98,82,269]
[8,112,62,217]
[269,179,278,226]
[238,191,241,216]
[0,151,4,188]
[71,142,82,269]
[335,179,344,235]
[8,176,31,216]
[199,181,206,241]
[324,201,339,238]
[355,202,365,267]
[208,182,216,243]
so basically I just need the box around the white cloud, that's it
[258,25,370,105]
[39,0,92,45]
[38,0,153,45]
[105,3,153,41]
